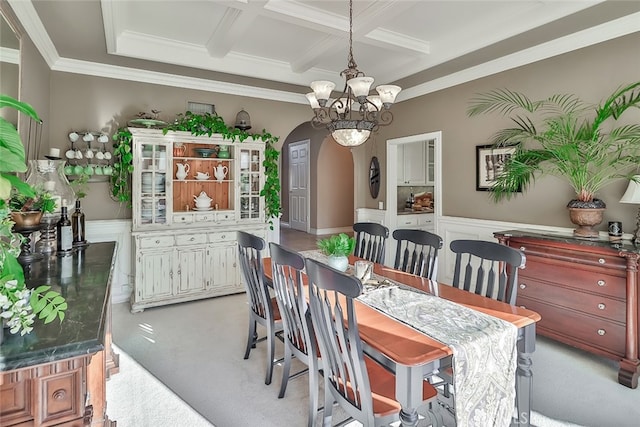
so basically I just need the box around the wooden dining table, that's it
[263,255,541,427]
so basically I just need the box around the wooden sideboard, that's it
[1,242,118,426]
[495,230,640,388]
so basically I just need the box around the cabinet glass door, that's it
[139,142,169,225]
[238,148,262,220]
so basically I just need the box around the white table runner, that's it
[359,281,517,427]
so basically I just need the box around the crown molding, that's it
[7,0,58,67]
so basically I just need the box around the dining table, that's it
[263,254,541,427]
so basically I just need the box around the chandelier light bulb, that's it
[332,129,371,147]
[310,81,336,103]
[376,85,402,106]
[347,77,374,99]
[306,92,320,109]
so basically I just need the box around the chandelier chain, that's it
[347,0,357,71]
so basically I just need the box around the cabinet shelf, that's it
[174,179,233,183]
[174,156,234,161]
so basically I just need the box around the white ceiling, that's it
[6,0,640,103]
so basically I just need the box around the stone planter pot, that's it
[327,255,349,272]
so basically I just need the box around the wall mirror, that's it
[369,156,380,198]
[0,10,20,126]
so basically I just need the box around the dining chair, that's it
[353,222,389,264]
[269,242,321,427]
[392,229,443,280]
[305,258,438,427]
[237,231,283,385]
[449,239,526,305]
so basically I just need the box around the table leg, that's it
[513,323,535,427]
[395,364,423,427]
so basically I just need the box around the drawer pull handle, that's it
[519,246,526,251]
[189,237,195,241]
[155,240,160,244]
[53,389,66,400]
[597,329,606,336]
[520,305,526,309]
[221,235,226,239]
[519,284,526,289]
[598,303,606,310]
[597,280,606,287]
[598,258,605,264]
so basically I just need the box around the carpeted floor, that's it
[109,296,632,427]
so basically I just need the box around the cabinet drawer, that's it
[38,369,84,425]
[195,212,215,222]
[518,278,625,323]
[217,211,236,222]
[521,259,625,299]
[209,232,234,243]
[173,214,194,224]
[514,240,626,270]
[517,296,626,356]
[138,235,174,248]
[418,214,433,226]
[396,216,418,227]
[175,234,207,245]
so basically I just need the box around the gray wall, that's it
[354,31,640,233]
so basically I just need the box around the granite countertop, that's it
[0,241,116,371]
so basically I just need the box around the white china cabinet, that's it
[129,128,267,312]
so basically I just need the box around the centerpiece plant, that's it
[1,94,67,338]
[467,81,640,236]
[317,233,356,272]
[110,111,281,228]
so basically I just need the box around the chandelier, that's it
[306,0,401,147]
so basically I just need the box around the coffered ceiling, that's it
[6,0,640,103]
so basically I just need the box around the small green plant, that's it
[110,128,134,206]
[8,186,56,213]
[317,233,356,257]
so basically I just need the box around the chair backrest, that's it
[269,242,315,360]
[450,239,526,305]
[305,258,375,425]
[392,229,443,280]
[237,231,272,321]
[353,222,389,264]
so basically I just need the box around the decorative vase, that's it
[10,211,43,228]
[567,199,606,238]
[327,255,348,272]
[217,146,230,159]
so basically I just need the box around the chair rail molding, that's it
[437,216,572,285]
[86,219,133,304]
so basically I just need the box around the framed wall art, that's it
[476,144,517,191]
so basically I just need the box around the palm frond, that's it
[467,88,542,116]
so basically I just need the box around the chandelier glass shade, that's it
[307,0,401,147]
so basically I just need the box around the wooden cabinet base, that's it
[0,350,115,426]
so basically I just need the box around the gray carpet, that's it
[110,295,640,426]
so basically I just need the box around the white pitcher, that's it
[176,163,189,180]
[214,164,228,182]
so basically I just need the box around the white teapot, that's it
[214,164,228,182]
[176,163,189,180]
[193,191,213,209]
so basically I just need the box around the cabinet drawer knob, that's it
[598,258,605,264]
[221,234,226,239]
[597,303,606,310]
[155,240,160,244]
[519,246,526,251]
[597,280,606,287]
[597,329,606,336]
[519,284,526,289]
[53,389,67,400]
[189,237,195,241]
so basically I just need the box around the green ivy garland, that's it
[111,112,281,226]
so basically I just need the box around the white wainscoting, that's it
[86,219,132,304]
[436,216,572,285]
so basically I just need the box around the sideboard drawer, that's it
[175,233,207,246]
[518,278,625,323]
[38,369,84,425]
[518,296,626,356]
[522,258,626,299]
[173,214,194,224]
[209,232,234,243]
[216,211,236,222]
[517,241,626,270]
[138,235,175,248]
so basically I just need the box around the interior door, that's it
[289,140,309,232]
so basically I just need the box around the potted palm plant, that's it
[317,233,356,272]
[468,81,640,237]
